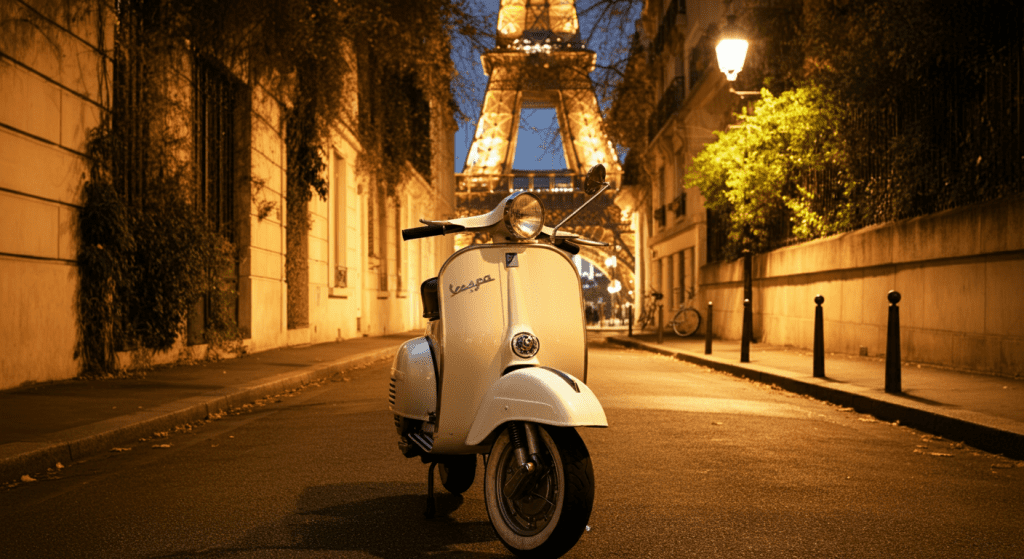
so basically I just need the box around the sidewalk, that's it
[606,332,1024,460]
[0,332,417,483]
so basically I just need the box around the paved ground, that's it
[4,342,1022,558]
[603,327,1024,460]
[2,327,1022,484]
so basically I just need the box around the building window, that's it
[332,151,347,288]
[682,247,694,301]
[677,250,686,306]
[653,258,663,296]
[672,192,686,217]
[378,186,388,293]
[194,57,239,240]
[190,55,248,342]
[395,199,403,292]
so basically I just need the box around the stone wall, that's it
[0,1,110,388]
[701,196,1024,378]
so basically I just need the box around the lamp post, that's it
[605,255,619,325]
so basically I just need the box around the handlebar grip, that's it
[555,240,580,255]
[402,225,444,240]
[401,224,466,241]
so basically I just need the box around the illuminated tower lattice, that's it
[461,0,622,191]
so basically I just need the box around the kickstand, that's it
[425,461,438,519]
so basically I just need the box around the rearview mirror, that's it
[583,164,607,196]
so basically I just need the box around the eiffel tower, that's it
[457,0,632,276]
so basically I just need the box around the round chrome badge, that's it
[511,332,540,358]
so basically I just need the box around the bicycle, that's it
[635,289,702,337]
[669,300,702,337]
[634,290,663,331]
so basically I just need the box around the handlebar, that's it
[554,239,580,255]
[402,223,466,241]
[402,223,582,256]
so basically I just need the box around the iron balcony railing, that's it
[648,76,687,141]
[456,172,580,193]
[652,0,685,54]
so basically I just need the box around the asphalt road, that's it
[2,336,1022,558]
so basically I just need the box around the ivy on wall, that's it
[64,0,469,373]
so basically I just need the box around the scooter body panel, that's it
[388,337,436,422]
[432,243,587,454]
[464,367,608,446]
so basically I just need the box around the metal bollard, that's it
[657,303,664,345]
[628,305,634,337]
[741,298,751,363]
[813,295,825,378]
[705,301,713,355]
[885,290,902,394]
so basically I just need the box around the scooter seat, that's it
[421,277,440,321]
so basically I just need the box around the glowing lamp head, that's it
[716,16,748,82]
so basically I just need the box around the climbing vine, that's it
[68,0,473,373]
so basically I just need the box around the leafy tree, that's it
[687,86,853,256]
[802,0,1023,222]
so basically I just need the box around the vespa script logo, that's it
[449,274,495,298]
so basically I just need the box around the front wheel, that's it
[672,307,701,337]
[484,424,594,558]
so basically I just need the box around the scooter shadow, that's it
[151,482,502,559]
[290,481,503,558]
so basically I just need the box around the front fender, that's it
[465,367,607,446]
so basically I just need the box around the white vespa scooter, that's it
[388,164,613,557]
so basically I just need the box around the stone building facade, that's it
[0,1,455,390]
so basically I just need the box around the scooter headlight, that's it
[503,192,545,240]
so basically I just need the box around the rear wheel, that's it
[484,424,594,558]
[439,454,476,494]
[672,307,701,337]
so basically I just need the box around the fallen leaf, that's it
[55,462,63,470]
[20,475,36,483]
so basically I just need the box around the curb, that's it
[608,337,1024,460]
[1,346,398,484]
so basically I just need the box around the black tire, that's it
[672,307,701,337]
[439,454,476,494]
[484,424,594,558]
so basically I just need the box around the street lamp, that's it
[716,15,761,99]
[715,15,748,82]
